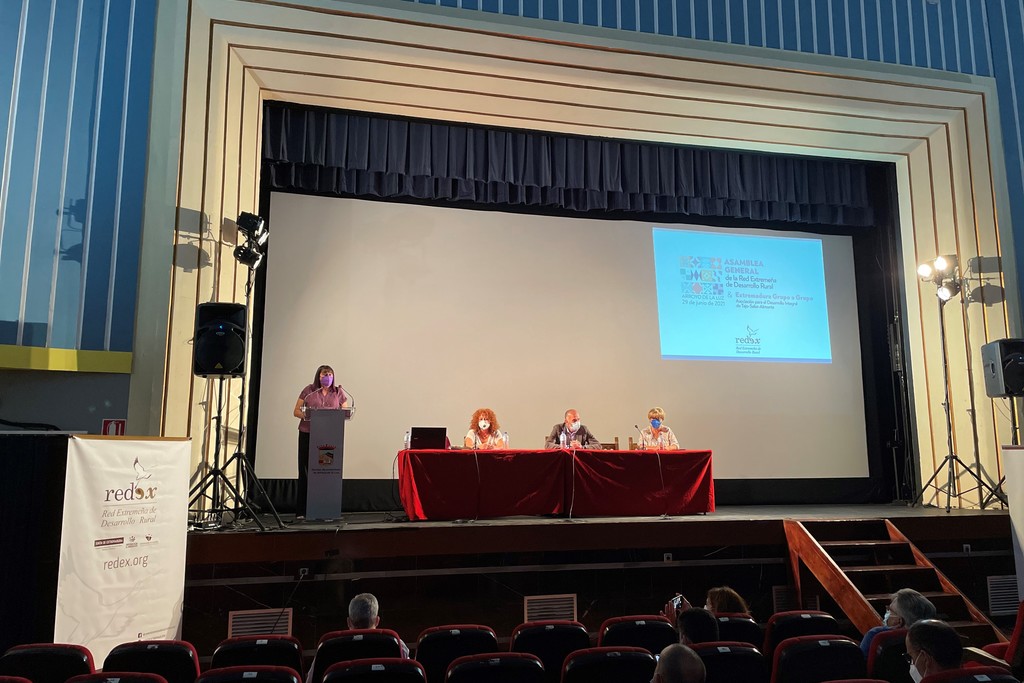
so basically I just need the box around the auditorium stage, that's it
[186,503,1010,565]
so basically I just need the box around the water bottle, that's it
[403,430,411,450]
[559,432,566,449]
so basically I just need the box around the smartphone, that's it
[670,595,683,609]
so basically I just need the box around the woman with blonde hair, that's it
[637,407,680,450]
[464,408,506,449]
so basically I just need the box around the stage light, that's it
[937,281,961,302]
[236,212,265,240]
[918,263,934,279]
[233,243,263,269]
[934,255,957,273]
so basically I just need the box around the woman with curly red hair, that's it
[464,408,506,449]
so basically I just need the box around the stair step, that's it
[948,621,1000,648]
[820,541,906,548]
[843,565,928,573]
[798,519,891,542]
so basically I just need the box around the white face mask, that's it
[908,651,924,683]
[478,420,490,430]
[569,420,580,431]
[882,609,892,625]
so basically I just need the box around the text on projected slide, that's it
[653,228,832,362]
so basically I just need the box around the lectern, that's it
[307,408,351,520]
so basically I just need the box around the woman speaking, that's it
[293,364,350,520]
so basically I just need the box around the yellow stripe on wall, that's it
[0,345,133,373]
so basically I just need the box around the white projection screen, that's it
[255,193,869,481]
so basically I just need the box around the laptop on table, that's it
[409,426,448,450]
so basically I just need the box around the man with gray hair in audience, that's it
[347,592,410,658]
[860,587,937,657]
[654,644,706,683]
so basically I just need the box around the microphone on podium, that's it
[634,424,646,450]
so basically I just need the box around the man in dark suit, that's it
[545,408,601,449]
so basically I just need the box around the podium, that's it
[307,408,351,520]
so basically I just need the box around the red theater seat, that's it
[715,613,764,647]
[770,635,866,683]
[0,643,95,683]
[509,621,590,683]
[920,666,1021,683]
[212,636,305,677]
[196,666,301,683]
[444,653,544,683]
[691,640,768,683]
[309,630,404,683]
[864,628,909,683]
[103,640,199,683]
[597,615,677,654]
[70,673,169,683]
[414,625,497,683]
[763,612,842,661]
[560,647,656,683]
[323,659,426,683]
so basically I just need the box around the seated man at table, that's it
[545,409,602,449]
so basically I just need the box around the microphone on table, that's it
[634,424,647,450]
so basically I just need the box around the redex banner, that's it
[54,437,190,662]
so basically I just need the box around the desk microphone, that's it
[634,424,646,450]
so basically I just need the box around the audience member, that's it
[677,607,720,645]
[860,588,937,657]
[347,593,410,658]
[654,644,706,683]
[905,619,962,681]
[663,586,750,622]
[705,586,749,615]
[545,409,601,449]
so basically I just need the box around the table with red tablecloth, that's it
[397,449,714,521]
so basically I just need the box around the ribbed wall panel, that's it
[0,0,156,354]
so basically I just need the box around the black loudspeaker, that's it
[981,339,1024,397]
[193,303,247,377]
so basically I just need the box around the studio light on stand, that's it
[913,255,1005,511]
[191,212,283,530]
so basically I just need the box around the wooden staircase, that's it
[783,518,1007,647]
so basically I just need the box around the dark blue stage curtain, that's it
[262,101,875,227]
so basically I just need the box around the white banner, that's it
[54,437,190,663]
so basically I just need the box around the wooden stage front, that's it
[183,504,1013,659]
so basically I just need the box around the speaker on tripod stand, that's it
[189,302,283,530]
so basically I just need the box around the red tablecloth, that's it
[397,449,714,521]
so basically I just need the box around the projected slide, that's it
[653,228,832,362]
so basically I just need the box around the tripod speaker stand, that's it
[188,301,284,530]
[912,280,1006,512]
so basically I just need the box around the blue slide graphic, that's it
[653,228,832,362]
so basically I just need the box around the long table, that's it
[397,448,714,521]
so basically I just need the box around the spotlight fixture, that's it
[918,255,962,303]
[937,281,961,302]
[233,212,268,270]
[233,243,264,269]
[236,212,266,240]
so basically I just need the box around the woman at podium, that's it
[292,364,351,519]
[464,408,506,449]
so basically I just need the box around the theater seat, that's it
[323,659,426,683]
[983,601,1024,676]
[509,620,590,683]
[770,635,865,683]
[597,615,677,654]
[919,666,1021,683]
[865,628,910,683]
[309,630,404,683]
[0,676,33,683]
[445,653,544,683]
[715,613,764,647]
[212,636,304,677]
[103,640,200,683]
[0,643,95,683]
[414,625,497,683]
[561,647,656,683]
[763,611,842,661]
[690,641,768,683]
[70,673,169,683]
[196,666,301,683]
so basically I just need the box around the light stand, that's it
[912,256,1006,511]
[219,262,284,530]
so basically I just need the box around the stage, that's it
[182,503,1014,659]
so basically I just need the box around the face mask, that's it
[478,420,490,430]
[882,610,892,625]
[320,374,333,388]
[909,663,922,683]
[570,420,580,431]
[651,419,662,429]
